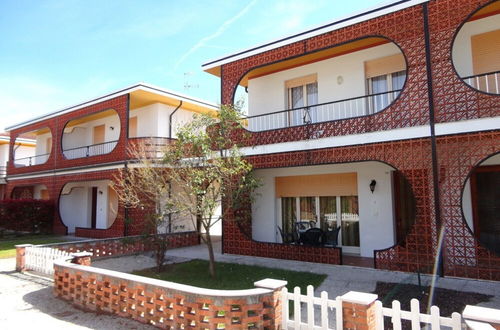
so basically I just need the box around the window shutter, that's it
[275,173,357,197]
[364,54,405,78]
[471,29,500,75]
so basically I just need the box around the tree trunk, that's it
[206,229,216,278]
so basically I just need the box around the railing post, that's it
[254,278,287,329]
[86,146,89,157]
[15,244,33,272]
[463,305,500,329]
[341,291,379,330]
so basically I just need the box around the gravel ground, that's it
[0,258,156,330]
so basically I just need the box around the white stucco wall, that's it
[247,42,404,117]
[462,153,500,232]
[252,161,395,258]
[34,132,52,164]
[0,144,9,166]
[59,180,115,233]
[453,14,500,77]
[130,103,196,138]
[13,144,36,166]
[62,112,120,150]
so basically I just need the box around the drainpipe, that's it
[168,101,183,139]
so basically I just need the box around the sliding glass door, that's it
[281,195,360,254]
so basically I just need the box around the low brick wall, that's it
[41,231,199,259]
[54,259,286,329]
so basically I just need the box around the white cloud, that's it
[174,0,258,69]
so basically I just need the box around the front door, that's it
[91,187,97,229]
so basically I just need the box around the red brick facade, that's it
[217,0,500,280]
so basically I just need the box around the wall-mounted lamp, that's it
[99,190,103,195]
[109,126,115,130]
[369,180,377,193]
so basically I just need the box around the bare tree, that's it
[163,105,260,278]
[113,139,176,272]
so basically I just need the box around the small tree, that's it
[163,105,260,278]
[113,140,176,272]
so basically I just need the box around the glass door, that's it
[319,196,337,230]
[340,196,360,254]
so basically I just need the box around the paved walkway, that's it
[165,240,500,310]
[0,258,155,330]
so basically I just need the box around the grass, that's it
[0,234,65,258]
[133,259,327,292]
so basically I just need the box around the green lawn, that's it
[0,235,65,258]
[133,259,327,292]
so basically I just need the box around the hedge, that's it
[0,199,54,233]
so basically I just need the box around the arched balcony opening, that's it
[62,109,120,159]
[452,0,500,95]
[13,128,52,167]
[236,37,407,132]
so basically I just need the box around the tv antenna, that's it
[184,72,199,92]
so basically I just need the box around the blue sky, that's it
[0,0,387,131]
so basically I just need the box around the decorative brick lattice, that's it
[43,231,200,260]
[427,0,500,123]
[224,138,437,273]
[54,262,283,329]
[221,4,431,147]
[437,131,500,281]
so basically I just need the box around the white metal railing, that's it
[62,140,118,159]
[13,153,50,167]
[25,246,71,276]
[462,70,500,94]
[282,285,463,329]
[246,90,402,132]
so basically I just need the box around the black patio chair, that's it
[323,226,341,247]
[301,228,324,246]
[277,226,295,244]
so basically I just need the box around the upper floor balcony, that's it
[241,37,406,133]
[62,109,120,160]
[0,166,6,178]
[452,1,500,95]
[12,129,47,168]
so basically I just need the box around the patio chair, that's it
[301,228,324,246]
[277,226,294,244]
[323,226,341,247]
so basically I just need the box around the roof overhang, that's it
[6,83,219,132]
[202,0,429,78]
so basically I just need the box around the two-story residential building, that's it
[4,83,219,238]
[203,0,500,280]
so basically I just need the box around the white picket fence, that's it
[282,286,464,329]
[25,246,71,276]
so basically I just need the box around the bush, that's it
[0,199,54,234]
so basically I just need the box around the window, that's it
[285,74,318,126]
[365,54,406,113]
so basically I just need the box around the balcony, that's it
[245,90,402,132]
[461,70,500,94]
[128,137,174,159]
[14,153,50,167]
[63,140,118,160]
[0,166,6,178]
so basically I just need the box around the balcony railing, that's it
[0,166,6,177]
[63,140,118,160]
[462,70,500,94]
[128,137,174,159]
[244,89,402,132]
[13,153,50,167]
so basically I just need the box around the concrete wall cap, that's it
[254,279,287,290]
[464,319,495,330]
[463,305,500,324]
[70,252,93,257]
[341,291,378,305]
[15,244,33,248]
[54,260,274,298]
